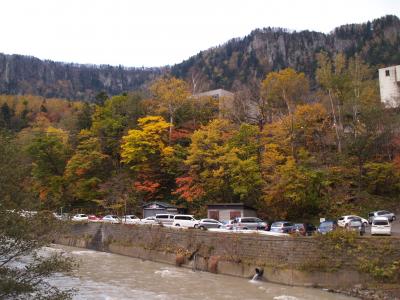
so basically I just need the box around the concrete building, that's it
[379,65,400,107]
[207,203,257,222]
[193,89,235,117]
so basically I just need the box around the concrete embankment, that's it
[55,223,400,297]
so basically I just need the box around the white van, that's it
[371,217,391,236]
[155,214,175,225]
[172,215,199,228]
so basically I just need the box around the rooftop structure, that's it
[379,65,400,107]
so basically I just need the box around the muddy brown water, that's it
[47,245,358,300]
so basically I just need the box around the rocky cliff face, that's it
[0,54,162,101]
[0,15,398,101]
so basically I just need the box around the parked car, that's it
[346,217,366,236]
[102,215,120,223]
[172,215,199,228]
[121,215,141,224]
[371,217,391,236]
[155,214,175,225]
[293,223,316,236]
[72,214,88,222]
[88,215,102,222]
[270,221,295,233]
[317,220,337,234]
[232,217,268,230]
[141,216,157,224]
[222,220,235,230]
[338,215,368,227]
[368,210,396,223]
[196,219,223,230]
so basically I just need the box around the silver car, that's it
[347,217,366,236]
[196,219,223,230]
[232,217,268,230]
[368,210,396,223]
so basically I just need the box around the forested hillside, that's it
[172,15,400,92]
[0,15,398,101]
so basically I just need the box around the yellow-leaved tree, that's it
[121,116,174,201]
[150,77,190,140]
[261,68,309,157]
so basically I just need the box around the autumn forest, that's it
[1,51,399,222]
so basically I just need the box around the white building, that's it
[379,65,400,107]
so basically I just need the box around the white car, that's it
[172,215,199,228]
[102,215,120,224]
[155,214,175,225]
[121,215,141,224]
[337,215,368,227]
[140,216,157,224]
[72,214,88,222]
[371,217,391,236]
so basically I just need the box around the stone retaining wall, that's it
[56,223,400,289]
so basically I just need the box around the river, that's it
[47,245,357,300]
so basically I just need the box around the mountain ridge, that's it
[0,14,398,101]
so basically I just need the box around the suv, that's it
[371,217,391,236]
[368,211,396,224]
[232,217,268,230]
[155,214,175,225]
[172,215,199,228]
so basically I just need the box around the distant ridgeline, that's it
[0,15,399,101]
[0,54,163,101]
[172,15,400,91]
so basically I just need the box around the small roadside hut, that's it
[206,203,257,222]
[142,201,181,218]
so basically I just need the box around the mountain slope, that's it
[171,15,400,92]
[0,15,398,101]
[0,54,162,101]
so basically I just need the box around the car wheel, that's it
[175,224,180,226]
[194,224,198,229]
[392,216,396,221]
[199,226,206,230]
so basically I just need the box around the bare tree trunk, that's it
[169,114,173,142]
[328,90,342,153]
[282,90,295,158]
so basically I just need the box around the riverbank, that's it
[55,223,400,299]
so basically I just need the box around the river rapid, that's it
[47,245,358,300]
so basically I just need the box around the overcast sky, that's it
[1,0,399,67]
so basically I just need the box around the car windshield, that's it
[374,220,388,225]
[272,222,283,227]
